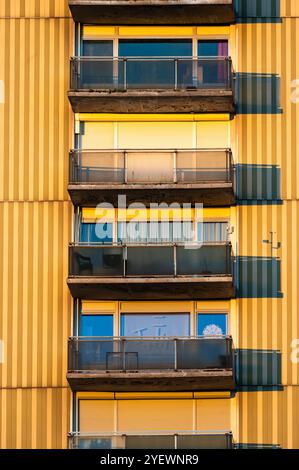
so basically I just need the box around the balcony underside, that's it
[68,89,235,114]
[68,1,235,26]
[67,276,235,300]
[68,183,235,207]
[67,369,235,392]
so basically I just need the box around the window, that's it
[197,313,227,336]
[198,40,228,57]
[118,221,193,244]
[121,313,190,337]
[197,222,228,242]
[80,222,113,244]
[82,40,113,57]
[79,314,113,337]
[119,40,192,57]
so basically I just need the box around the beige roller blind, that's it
[117,399,193,432]
[197,122,229,149]
[79,400,115,432]
[196,399,231,431]
[81,122,115,150]
[118,122,194,149]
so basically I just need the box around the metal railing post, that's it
[174,245,177,276]
[174,338,178,371]
[173,150,177,183]
[124,151,128,184]
[123,338,126,372]
[123,58,127,91]
[174,59,178,90]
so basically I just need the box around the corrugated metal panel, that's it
[236,20,299,200]
[0,201,73,389]
[0,388,70,449]
[0,1,70,18]
[237,387,299,449]
[237,203,299,387]
[0,17,73,201]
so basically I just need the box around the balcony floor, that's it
[67,276,235,300]
[67,368,235,392]
[68,89,235,114]
[68,182,235,207]
[68,1,235,26]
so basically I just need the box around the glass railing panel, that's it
[126,151,174,183]
[69,246,124,276]
[126,246,174,276]
[70,151,125,184]
[176,150,231,183]
[177,338,232,370]
[177,434,232,449]
[176,244,232,276]
[125,435,174,449]
[70,58,233,91]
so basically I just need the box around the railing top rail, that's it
[70,148,232,154]
[69,242,232,248]
[71,55,232,61]
[69,335,233,341]
[68,430,233,437]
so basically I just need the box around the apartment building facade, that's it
[0,0,299,449]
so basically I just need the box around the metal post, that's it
[173,151,177,183]
[174,434,178,450]
[174,245,177,276]
[174,338,178,371]
[123,338,126,372]
[174,59,178,90]
[124,151,128,184]
[124,59,127,91]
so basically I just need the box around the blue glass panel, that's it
[198,314,227,336]
[119,40,192,57]
[80,223,113,244]
[198,40,228,57]
[82,40,113,57]
[79,315,113,337]
[121,313,190,337]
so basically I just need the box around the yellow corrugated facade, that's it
[0,0,299,449]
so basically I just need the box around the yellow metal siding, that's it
[0,388,70,449]
[0,202,72,389]
[0,17,73,201]
[0,1,70,18]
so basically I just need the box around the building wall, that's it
[0,1,73,449]
[235,10,299,448]
[0,0,299,449]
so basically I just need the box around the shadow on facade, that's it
[236,257,283,298]
[235,349,283,391]
[234,0,281,24]
[235,73,282,114]
[236,164,282,203]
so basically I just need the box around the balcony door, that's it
[197,40,229,87]
[81,40,113,88]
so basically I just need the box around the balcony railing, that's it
[70,57,233,91]
[68,431,234,449]
[68,336,234,374]
[68,243,233,278]
[69,149,234,186]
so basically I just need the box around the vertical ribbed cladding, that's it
[235,4,299,448]
[0,16,73,201]
[0,387,70,449]
[0,1,73,449]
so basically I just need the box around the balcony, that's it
[68,1,235,26]
[67,243,235,300]
[68,57,235,114]
[67,336,235,391]
[68,431,234,449]
[68,149,235,206]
